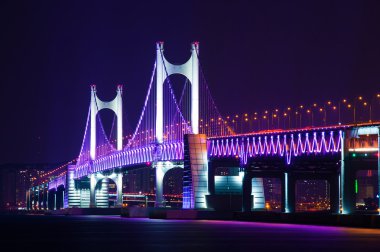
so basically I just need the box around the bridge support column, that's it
[65,165,80,208]
[115,173,123,207]
[329,175,340,214]
[378,127,380,214]
[26,189,30,210]
[37,186,41,210]
[252,177,265,210]
[155,162,172,207]
[45,185,49,210]
[183,134,209,209]
[90,174,96,208]
[242,171,252,212]
[44,184,48,210]
[282,172,295,213]
[54,191,56,210]
[341,130,356,214]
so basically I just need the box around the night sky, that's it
[1,0,380,164]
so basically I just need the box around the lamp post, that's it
[339,99,347,125]
[332,105,338,125]
[369,94,380,123]
[325,101,332,126]
[271,109,278,129]
[347,103,352,123]
[264,110,269,130]
[363,101,369,122]
[286,107,291,128]
[299,105,304,128]
[254,115,259,131]
[319,107,325,126]
[263,115,269,130]
[307,109,313,127]
[354,96,363,124]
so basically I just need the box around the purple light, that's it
[74,141,184,179]
[48,174,66,190]
[209,130,342,165]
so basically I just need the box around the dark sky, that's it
[1,0,380,164]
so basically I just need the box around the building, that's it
[0,163,60,210]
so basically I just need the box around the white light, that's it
[348,148,377,152]
[357,127,379,135]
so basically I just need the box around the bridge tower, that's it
[88,85,123,207]
[90,85,123,159]
[154,42,208,208]
[155,41,199,143]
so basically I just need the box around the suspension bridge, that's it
[27,42,380,214]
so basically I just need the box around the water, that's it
[2,214,380,251]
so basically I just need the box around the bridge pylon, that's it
[155,41,199,143]
[90,85,123,160]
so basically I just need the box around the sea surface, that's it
[2,214,380,251]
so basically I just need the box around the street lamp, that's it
[283,112,288,129]
[263,115,269,130]
[332,105,337,125]
[319,107,326,126]
[338,99,347,125]
[307,109,314,126]
[363,101,369,122]
[347,103,353,123]
[299,105,304,128]
[271,109,278,128]
[369,94,380,123]
[253,115,259,131]
[353,96,363,124]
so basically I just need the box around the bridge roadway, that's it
[28,123,380,215]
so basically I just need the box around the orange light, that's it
[343,99,347,103]
[333,106,337,110]
[364,102,367,106]
[358,96,363,100]
[283,113,287,116]
[287,107,291,111]
[319,108,323,112]
[313,103,317,107]
[327,101,331,105]
[300,105,304,109]
[377,94,380,98]
[347,104,352,108]
[273,114,277,118]
[307,110,311,113]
